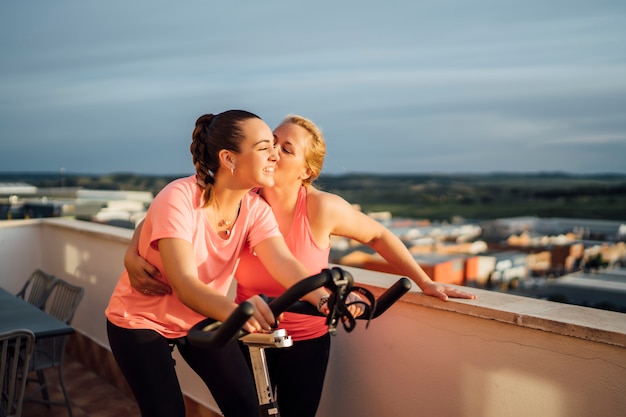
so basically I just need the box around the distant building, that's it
[387,220,482,245]
[534,269,626,313]
[0,182,37,195]
[334,244,466,285]
[76,189,153,204]
[0,184,152,228]
[464,254,497,286]
[480,216,626,243]
[74,189,153,228]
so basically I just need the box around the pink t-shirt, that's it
[105,175,281,338]
[236,186,330,341]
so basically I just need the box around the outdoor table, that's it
[0,287,74,338]
[1,286,75,416]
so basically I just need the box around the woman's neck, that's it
[212,186,245,211]
[261,182,301,210]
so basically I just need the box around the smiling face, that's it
[271,121,312,187]
[230,117,279,189]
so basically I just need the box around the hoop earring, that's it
[230,165,235,175]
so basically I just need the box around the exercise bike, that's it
[187,267,412,417]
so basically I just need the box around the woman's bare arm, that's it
[158,238,276,333]
[320,191,476,301]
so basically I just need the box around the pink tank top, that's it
[235,186,330,341]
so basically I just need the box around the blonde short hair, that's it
[280,114,326,185]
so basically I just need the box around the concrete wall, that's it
[1,218,625,417]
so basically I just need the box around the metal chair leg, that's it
[36,369,50,402]
[57,361,73,417]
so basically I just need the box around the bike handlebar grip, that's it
[371,277,412,318]
[268,269,334,316]
[187,301,255,348]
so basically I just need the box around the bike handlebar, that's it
[189,300,255,348]
[285,274,412,319]
[187,267,412,349]
[266,266,351,317]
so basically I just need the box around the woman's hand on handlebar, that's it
[317,292,366,317]
[243,295,280,333]
[345,292,366,318]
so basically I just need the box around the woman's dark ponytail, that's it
[190,110,262,207]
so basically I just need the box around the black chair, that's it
[1,329,35,417]
[24,279,84,417]
[16,270,57,310]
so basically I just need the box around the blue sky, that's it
[1,0,625,176]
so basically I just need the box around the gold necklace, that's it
[214,200,241,236]
[217,218,233,228]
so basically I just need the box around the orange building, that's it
[338,250,465,286]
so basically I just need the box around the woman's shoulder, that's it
[306,186,353,222]
[307,185,349,208]
[152,175,199,206]
[157,175,196,194]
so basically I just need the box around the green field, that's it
[315,173,626,221]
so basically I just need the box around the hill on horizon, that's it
[2,171,625,222]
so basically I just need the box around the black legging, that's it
[107,320,259,417]
[241,333,331,417]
